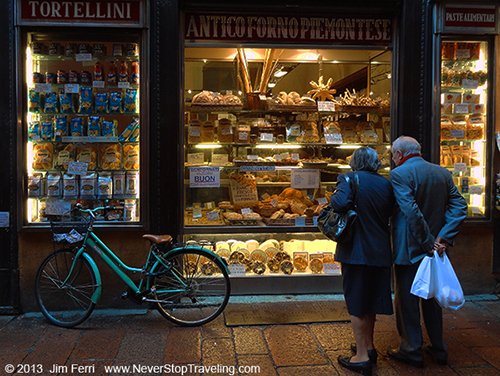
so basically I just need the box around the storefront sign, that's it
[185,13,392,44]
[189,167,220,188]
[444,6,497,32]
[229,174,259,207]
[18,0,143,26]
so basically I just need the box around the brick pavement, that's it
[0,298,499,376]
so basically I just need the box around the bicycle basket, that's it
[49,218,90,250]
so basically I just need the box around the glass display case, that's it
[24,31,142,224]
[182,47,392,276]
[439,40,489,218]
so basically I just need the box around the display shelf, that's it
[30,83,140,90]
[30,112,139,116]
[32,54,139,62]
[183,179,337,186]
[183,225,321,234]
[440,139,486,143]
[187,142,390,148]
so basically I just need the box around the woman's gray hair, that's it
[392,136,421,157]
[349,146,382,172]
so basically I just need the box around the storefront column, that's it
[0,0,19,313]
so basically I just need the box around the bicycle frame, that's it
[63,229,228,305]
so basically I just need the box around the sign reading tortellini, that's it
[229,172,258,208]
[291,169,320,189]
[189,167,220,188]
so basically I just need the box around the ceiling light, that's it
[274,69,288,78]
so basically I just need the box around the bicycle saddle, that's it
[142,234,173,244]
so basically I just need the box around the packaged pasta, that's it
[87,116,100,137]
[100,143,121,170]
[44,92,58,113]
[113,171,126,197]
[122,143,139,170]
[76,145,97,170]
[32,143,53,170]
[125,171,139,196]
[46,172,62,197]
[97,172,113,199]
[129,123,140,142]
[123,199,137,221]
[28,121,40,141]
[80,172,97,198]
[123,89,137,113]
[28,89,41,113]
[79,86,93,114]
[95,92,108,114]
[109,91,122,113]
[101,120,117,137]
[59,93,74,114]
[70,117,84,136]
[28,173,44,197]
[54,144,75,170]
[119,118,139,142]
[63,173,78,198]
[40,121,54,141]
[54,116,68,141]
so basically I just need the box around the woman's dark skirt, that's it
[341,263,393,317]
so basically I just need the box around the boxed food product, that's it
[113,171,126,197]
[100,144,121,170]
[125,171,139,196]
[442,92,461,104]
[123,199,137,221]
[217,118,233,142]
[80,173,97,198]
[46,172,62,197]
[201,121,215,142]
[462,93,480,104]
[97,172,113,199]
[470,104,485,114]
[63,173,78,198]
[28,173,44,197]
[32,143,53,170]
[236,123,250,143]
[187,119,201,144]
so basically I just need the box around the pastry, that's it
[252,260,266,275]
[309,258,323,273]
[267,258,280,273]
[280,260,294,274]
[192,90,214,104]
[293,256,308,272]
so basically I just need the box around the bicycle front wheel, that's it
[35,249,97,328]
[151,248,230,326]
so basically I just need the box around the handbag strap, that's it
[351,172,359,209]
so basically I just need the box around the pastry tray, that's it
[266,103,317,112]
[187,104,243,112]
[263,218,315,226]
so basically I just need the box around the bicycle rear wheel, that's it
[35,249,97,328]
[151,248,230,326]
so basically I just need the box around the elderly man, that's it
[388,136,467,368]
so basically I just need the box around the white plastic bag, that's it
[411,255,434,299]
[431,251,465,311]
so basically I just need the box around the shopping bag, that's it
[410,255,434,299]
[431,251,465,310]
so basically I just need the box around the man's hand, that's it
[433,236,448,256]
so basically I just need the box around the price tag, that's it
[206,211,220,221]
[118,82,130,89]
[189,167,220,188]
[64,84,79,94]
[271,199,278,207]
[273,154,283,162]
[469,185,483,195]
[45,199,71,215]
[323,263,340,275]
[291,169,320,189]
[67,161,88,176]
[453,104,470,114]
[325,133,343,144]
[260,133,274,142]
[238,132,249,141]
[294,216,306,227]
[291,153,300,161]
[247,154,258,160]
[189,127,201,137]
[211,154,228,165]
[0,212,9,228]
[317,197,328,205]
[454,163,467,173]
[229,264,246,275]
[187,153,205,164]
[450,130,465,139]
[75,53,93,62]
[34,83,52,93]
[462,79,479,89]
[93,80,105,88]
[241,208,253,215]
[312,216,319,226]
[239,165,275,172]
[192,207,202,219]
[317,101,335,112]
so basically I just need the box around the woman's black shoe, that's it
[350,343,378,363]
[338,355,373,376]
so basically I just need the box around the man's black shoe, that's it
[386,348,424,368]
[337,355,373,376]
[424,345,448,365]
[350,343,378,363]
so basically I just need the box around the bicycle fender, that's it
[82,252,102,304]
[151,246,230,275]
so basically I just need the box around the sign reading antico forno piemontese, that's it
[19,0,143,26]
[444,6,497,32]
[185,13,392,44]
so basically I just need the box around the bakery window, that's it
[183,47,392,231]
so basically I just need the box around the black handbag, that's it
[317,173,359,243]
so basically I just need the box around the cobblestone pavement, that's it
[0,297,499,376]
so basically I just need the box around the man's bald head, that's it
[392,136,421,157]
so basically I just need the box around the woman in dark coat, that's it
[330,146,394,376]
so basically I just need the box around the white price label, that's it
[241,208,253,215]
[317,197,328,205]
[118,82,130,89]
[291,153,300,161]
[325,133,343,144]
[238,132,249,141]
[453,104,470,114]
[206,211,220,221]
[291,169,320,189]
[453,163,467,173]
[294,216,306,227]
[469,185,483,195]
[211,154,229,165]
[64,84,80,94]
[93,80,105,88]
[260,133,274,142]
[189,128,201,137]
[34,83,52,93]
[75,53,93,62]
[271,199,278,207]
[462,79,479,89]
[228,264,246,275]
[67,161,89,176]
[273,154,283,161]
[187,153,205,164]
[317,101,335,112]
[450,130,465,139]
[323,263,340,275]
[189,167,220,188]
[247,154,259,160]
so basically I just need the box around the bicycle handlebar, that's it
[74,203,122,219]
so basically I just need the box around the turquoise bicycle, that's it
[35,204,231,328]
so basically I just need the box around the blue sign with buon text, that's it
[189,167,220,188]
